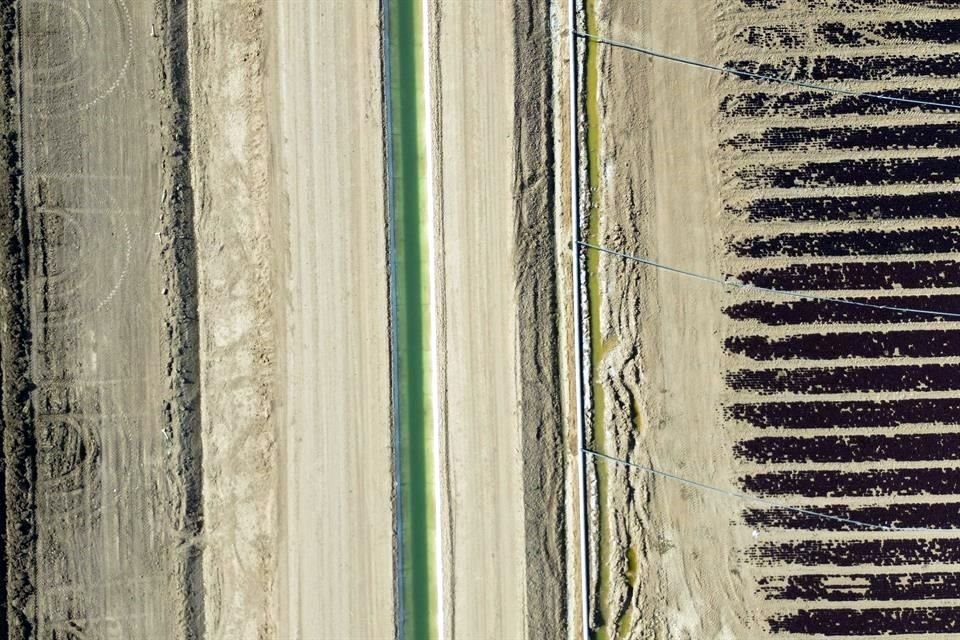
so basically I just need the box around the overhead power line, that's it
[586,448,959,534]
[579,241,960,321]
[573,31,960,112]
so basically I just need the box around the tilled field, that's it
[720,0,960,635]
[582,0,960,636]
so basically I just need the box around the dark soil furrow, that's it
[728,363,960,394]
[725,123,960,153]
[744,502,960,530]
[740,467,960,497]
[736,432,960,463]
[660,0,960,633]
[759,572,960,601]
[721,89,960,118]
[770,606,960,635]
[737,156,960,189]
[729,397,960,428]
[730,228,960,258]
[726,330,960,360]
[737,259,960,290]
[734,192,960,223]
[0,1,33,638]
[728,53,960,81]
[748,537,960,567]
[159,0,205,636]
[725,294,960,325]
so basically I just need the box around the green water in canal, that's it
[385,0,436,638]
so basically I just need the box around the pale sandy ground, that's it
[582,0,758,636]
[189,1,278,637]
[430,2,529,638]
[201,1,550,638]
[272,2,395,639]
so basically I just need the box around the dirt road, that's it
[189,1,278,637]
[431,2,528,637]
[578,0,752,635]
[273,2,396,639]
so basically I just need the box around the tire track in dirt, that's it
[720,1,960,634]
[0,0,206,637]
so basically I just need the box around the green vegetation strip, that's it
[387,1,437,638]
[583,3,618,638]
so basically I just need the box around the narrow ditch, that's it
[580,1,617,638]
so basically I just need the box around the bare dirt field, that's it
[0,0,280,637]
[5,1,204,637]
[579,0,960,637]
[0,0,564,637]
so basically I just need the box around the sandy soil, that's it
[0,0,210,637]
[431,2,528,637]
[188,1,278,637]
[5,0,205,637]
[428,1,572,637]
[14,0,960,637]
[582,0,960,638]
[579,0,756,636]
[513,0,570,636]
[272,2,396,639]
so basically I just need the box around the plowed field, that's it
[579,0,960,637]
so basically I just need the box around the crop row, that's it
[725,294,960,324]
[737,259,960,290]
[726,329,960,361]
[721,88,960,118]
[759,572,960,601]
[718,1,960,629]
[737,156,960,189]
[727,53,960,81]
[730,227,960,258]
[747,537,960,567]
[742,0,960,13]
[736,20,960,50]
[724,123,960,153]
[728,397,960,429]
[820,20,960,46]
[741,466,960,497]
[732,192,960,222]
[744,502,960,530]
[735,432,960,462]
[729,362,960,395]
[770,607,960,636]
